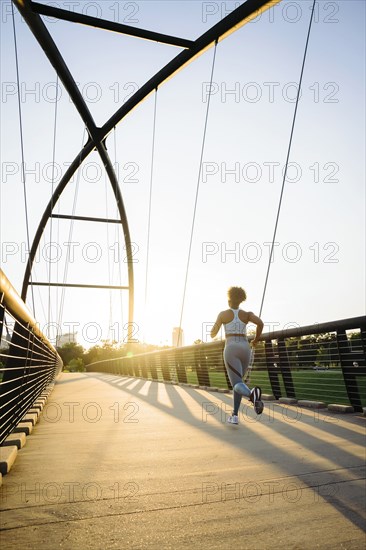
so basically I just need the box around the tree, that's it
[296,336,318,367]
[68,358,85,372]
[82,340,171,365]
[57,342,85,366]
[83,340,126,365]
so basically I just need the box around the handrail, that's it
[88,316,366,364]
[0,269,63,444]
[86,316,366,412]
[0,269,60,356]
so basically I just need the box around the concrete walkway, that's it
[0,372,365,549]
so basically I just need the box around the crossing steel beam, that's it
[51,214,123,224]
[11,0,282,343]
[30,283,129,290]
[31,1,195,49]
[101,0,282,138]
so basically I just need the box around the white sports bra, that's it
[224,309,247,336]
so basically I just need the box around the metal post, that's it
[265,340,282,398]
[161,353,171,382]
[176,349,188,384]
[336,329,363,412]
[195,346,210,387]
[0,293,5,343]
[277,338,296,398]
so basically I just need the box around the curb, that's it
[0,445,18,475]
[0,384,55,478]
[328,404,354,413]
[298,400,327,409]
[1,432,27,449]
[262,394,276,401]
[278,397,298,405]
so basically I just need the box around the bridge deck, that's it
[1,372,365,549]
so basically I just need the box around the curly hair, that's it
[227,286,247,304]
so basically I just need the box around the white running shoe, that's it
[227,414,239,425]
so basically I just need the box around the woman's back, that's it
[222,308,248,336]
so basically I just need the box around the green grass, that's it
[186,370,199,385]
[186,368,366,406]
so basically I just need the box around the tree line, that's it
[57,341,170,372]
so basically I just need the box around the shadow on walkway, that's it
[87,372,366,531]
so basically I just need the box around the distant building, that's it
[0,318,12,349]
[56,332,78,347]
[172,327,184,347]
[0,334,11,350]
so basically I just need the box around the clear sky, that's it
[1,0,365,348]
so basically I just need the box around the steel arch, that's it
[12,0,280,341]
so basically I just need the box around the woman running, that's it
[211,286,264,424]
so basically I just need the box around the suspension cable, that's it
[258,0,316,318]
[57,127,87,335]
[104,148,113,341]
[112,127,124,343]
[48,74,59,332]
[177,41,218,346]
[143,89,158,342]
[11,4,36,316]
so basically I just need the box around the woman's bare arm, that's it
[211,312,223,339]
[247,311,264,345]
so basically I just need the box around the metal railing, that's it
[0,269,63,444]
[87,316,366,412]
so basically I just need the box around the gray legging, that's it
[223,336,251,415]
